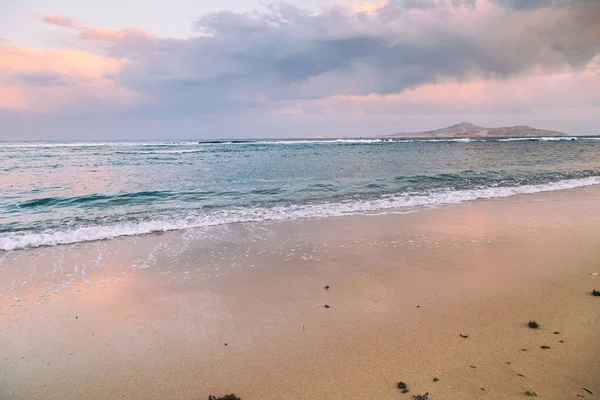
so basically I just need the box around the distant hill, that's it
[386,122,567,138]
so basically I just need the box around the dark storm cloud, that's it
[40,0,600,114]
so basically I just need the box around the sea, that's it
[1,136,599,252]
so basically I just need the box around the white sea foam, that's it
[1,136,594,149]
[498,137,579,142]
[116,149,203,154]
[1,176,599,251]
[0,141,200,148]
[246,139,393,144]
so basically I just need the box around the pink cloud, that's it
[0,43,135,113]
[275,59,600,118]
[80,27,151,42]
[32,13,152,43]
[35,14,82,28]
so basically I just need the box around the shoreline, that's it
[1,186,600,399]
[2,174,600,252]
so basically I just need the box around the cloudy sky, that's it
[1,0,599,140]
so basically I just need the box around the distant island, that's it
[385,122,567,138]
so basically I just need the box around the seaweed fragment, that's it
[528,321,539,329]
[412,393,428,400]
[525,391,538,397]
[208,394,241,400]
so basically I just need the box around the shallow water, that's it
[1,137,599,251]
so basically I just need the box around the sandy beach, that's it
[1,186,599,400]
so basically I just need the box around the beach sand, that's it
[1,186,599,400]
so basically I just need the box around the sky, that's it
[0,0,599,140]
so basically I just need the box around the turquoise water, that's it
[1,137,599,251]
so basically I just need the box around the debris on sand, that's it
[524,391,538,397]
[397,382,407,390]
[324,304,330,309]
[324,285,330,291]
[583,388,593,395]
[412,393,429,400]
[528,321,540,329]
[540,345,551,350]
[433,377,439,382]
[592,289,600,296]
[208,395,241,400]
[459,334,469,338]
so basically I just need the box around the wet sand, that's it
[1,186,600,399]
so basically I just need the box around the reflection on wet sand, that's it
[1,187,600,400]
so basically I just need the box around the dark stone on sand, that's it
[324,285,330,290]
[397,382,407,390]
[459,334,469,338]
[412,393,428,400]
[528,321,539,329]
[401,389,410,393]
[224,343,228,346]
[517,374,525,377]
[592,289,600,296]
[558,340,564,343]
[553,331,560,334]
[540,345,551,350]
[433,377,439,382]
[208,395,241,400]
[324,304,330,308]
